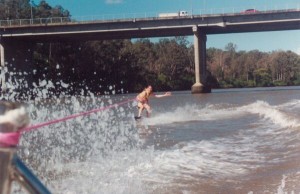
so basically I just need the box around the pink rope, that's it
[22,98,135,132]
[0,132,20,146]
[0,98,135,146]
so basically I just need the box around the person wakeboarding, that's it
[135,85,171,119]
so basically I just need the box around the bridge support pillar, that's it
[191,26,211,94]
[0,39,35,97]
[0,42,6,92]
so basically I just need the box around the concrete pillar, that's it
[0,42,6,92]
[191,26,211,93]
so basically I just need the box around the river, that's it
[14,86,300,194]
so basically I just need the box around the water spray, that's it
[0,97,135,193]
[0,101,51,194]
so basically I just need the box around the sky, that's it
[44,0,300,54]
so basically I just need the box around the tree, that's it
[0,0,32,20]
[269,50,300,85]
[254,68,272,87]
[154,37,192,90]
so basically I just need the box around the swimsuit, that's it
[136,90,150,104]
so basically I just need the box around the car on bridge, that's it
[241,9,259,14]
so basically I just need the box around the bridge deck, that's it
[0,9,299,42]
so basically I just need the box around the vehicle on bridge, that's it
[158,11,188,17]
[241,9,259,14]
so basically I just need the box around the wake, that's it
[143,100,300,129]
[242,100,300,128]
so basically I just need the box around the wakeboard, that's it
[134,116,142,120]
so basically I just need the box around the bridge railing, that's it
[0,17,72,26]
[0,5,299,27]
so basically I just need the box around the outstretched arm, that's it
[154,92,172,98]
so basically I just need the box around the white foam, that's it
[143,103,246,125]
[49,149,151,194]
[142,100,300,129]
[277,175,287,194]
[124,136,266,186]
[241,101,300,128]
[278,99,300,109]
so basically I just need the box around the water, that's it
[12,86,300,193]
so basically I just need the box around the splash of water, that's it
[0,73,144,193]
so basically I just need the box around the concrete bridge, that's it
[1,8,300,93]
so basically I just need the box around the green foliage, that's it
[0,0,70,20]
[245,80,256,87]
[292,75,300,85]
[232,79,245,88]
[254,68,273,87]
[273,80,287,86]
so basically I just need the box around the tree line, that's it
[1,0,300,95]
[0,0,69,20]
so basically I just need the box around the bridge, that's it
[1,8,300,93]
